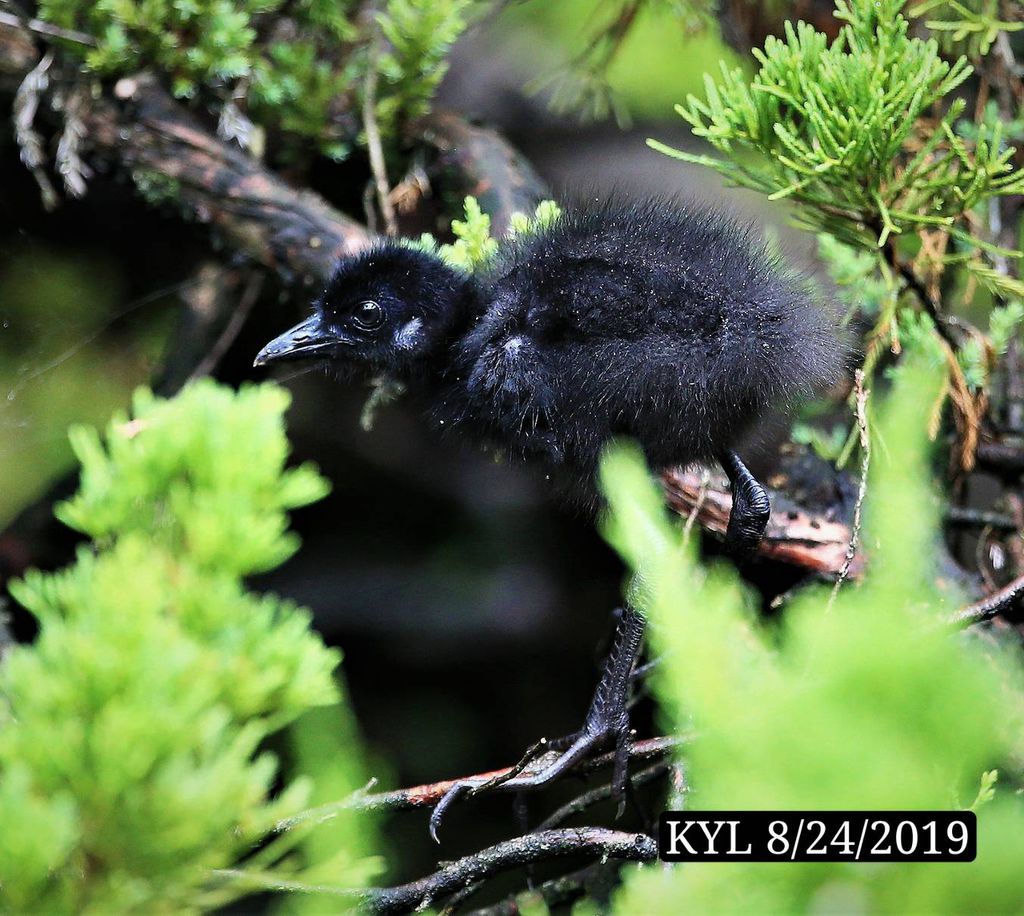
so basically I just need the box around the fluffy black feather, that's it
[256,196,842,503]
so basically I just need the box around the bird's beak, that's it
[253,314,348,367]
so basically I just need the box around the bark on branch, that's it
[1,21,370,286]
[662,462,863,578]
[361,828,657,914]
[414,109,548,234]
[87,75,371,286]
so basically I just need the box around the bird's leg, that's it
[429,605,646,841]
[719,450,771,561]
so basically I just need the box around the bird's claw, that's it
[429,606,646,843]
[428,726,633,843]
[429,736,569,842]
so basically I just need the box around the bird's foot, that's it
[720,450,771,561]
[429,605,647,842]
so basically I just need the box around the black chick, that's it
[255,196,842,833]
[257,198,839,519]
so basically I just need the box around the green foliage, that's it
[252,36,360,161]
[514,0,723,126]
[375,0,475,136]
[651,0,1024,248]
[508,198,563,237]
[954,302,1024,393]
[36,0,469,160]
[958,99,1024,148]
[411,196,564,273]
[790,421,848,461]
[910,0,1024,57]
[599,356,1024,913]
[42,0,269,94]
[438,196,501,270]
[958,335,988,391]
[39,0,359,155]
[0,381,376,912]
[658,0,1024,458]
[989,300,1024,355]
[899,309,947,369]
[56,383,329,573]
[817,232,891,322]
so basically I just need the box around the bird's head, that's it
[254,243,474,380]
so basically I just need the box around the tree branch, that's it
[951,571,1024,626]
[277,735,681,830]
[414,109,548,234]
[87,75,371,286]
[465,860,624,916]
[361,828,657,914]
[534,761,670,832]
[661,463,863,578]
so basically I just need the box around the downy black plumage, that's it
[256,197,841,507]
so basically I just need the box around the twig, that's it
[13,49,57,209]
[681,468,710,543]
[951,571,1024,626]
[666,762,687,811]
[437,879,486,915]
[886,243,963,352]
[363,27,398,237]
[154,264,242,395]
[0,9,96,46]
[277,736,681,827]
[829,369,870,609]
[185,270,264,383]
[466,860,623,916]
[534,762,669,832]
[361,828,657,914]
[946,506,1019,531]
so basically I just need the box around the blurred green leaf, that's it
[599,354,1024,912]
[0,381,376,912]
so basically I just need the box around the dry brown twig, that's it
[829,369,870,609]
[363,24,398,237]
[0,8,95,46]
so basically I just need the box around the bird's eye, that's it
[353,300,384,331]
